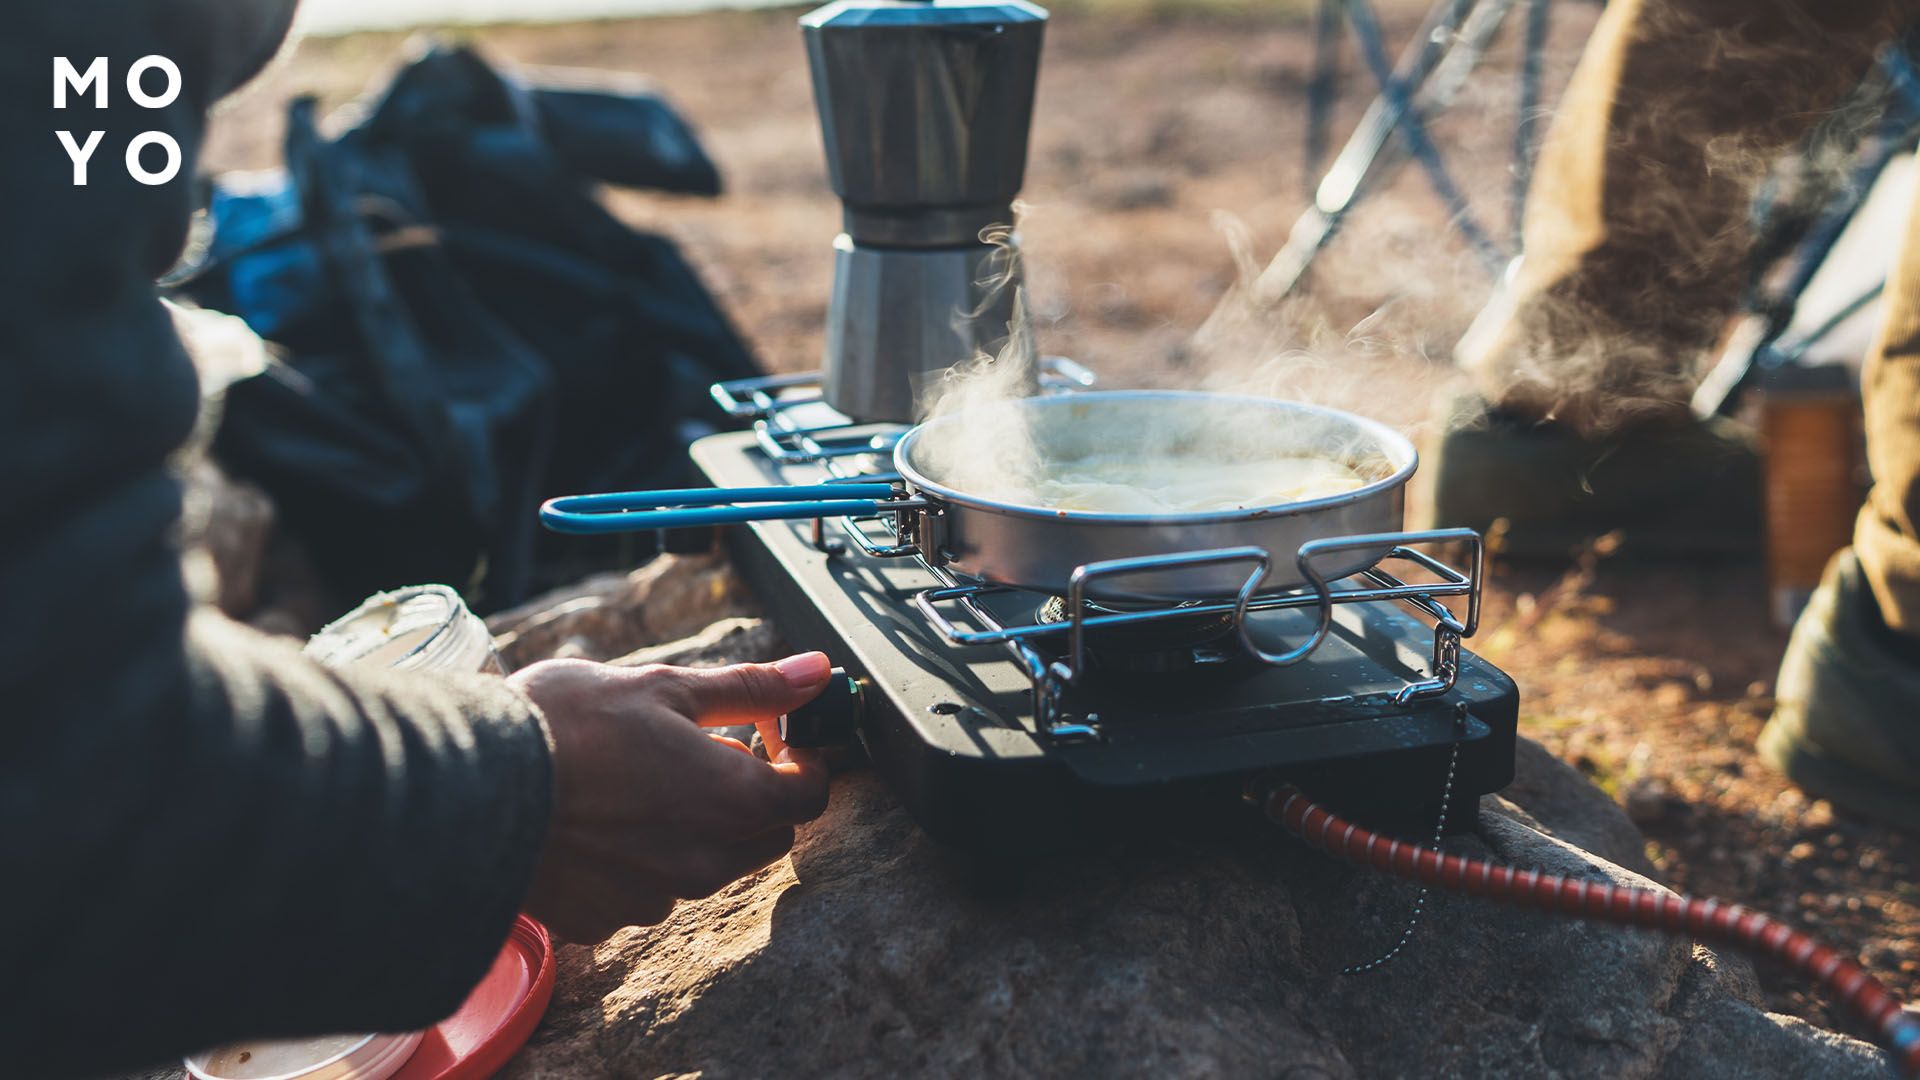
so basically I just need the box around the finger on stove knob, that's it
[779,668,862,747]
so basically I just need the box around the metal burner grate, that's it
[704,367,1485,743]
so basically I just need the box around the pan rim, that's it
[892,389,1419,526]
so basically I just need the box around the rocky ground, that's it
[197,0,1917,1053]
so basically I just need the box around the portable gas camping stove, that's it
[677,368,1517,854]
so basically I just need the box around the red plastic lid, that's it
[390,915,555,1080]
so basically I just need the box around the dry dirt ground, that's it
[204,0,1917,1039]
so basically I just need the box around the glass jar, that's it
[303,584,503,675]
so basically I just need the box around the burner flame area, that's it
[1034,594,1250,676]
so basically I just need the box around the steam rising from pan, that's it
[914,221,1392,514]
[910,392,1393,515]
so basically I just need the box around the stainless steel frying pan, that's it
[541,391,1419,601]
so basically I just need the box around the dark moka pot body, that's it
[801,0,1047,422]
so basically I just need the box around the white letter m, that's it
[54,57,107,109]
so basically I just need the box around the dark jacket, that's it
[0,5,554,1075]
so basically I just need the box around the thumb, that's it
[662,652,834,727]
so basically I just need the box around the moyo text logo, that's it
[54,56,184,186]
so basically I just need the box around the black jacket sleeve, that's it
[0,6,555,1076]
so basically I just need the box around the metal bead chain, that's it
[1340,739,1462,976]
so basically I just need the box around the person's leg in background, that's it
[1760,152,1920,828]
[1422,0,1903,557]
[1422,0,1920,825]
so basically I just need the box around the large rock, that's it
[498,626,1891,1080]
[488,553,757,670]
[179,460,276,618]
[178,458,335,638]
[607,616,782,670]
[1499,737,1659,878]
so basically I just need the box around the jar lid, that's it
[185,1032,423,1080]
[391,915,556,1080]
[185,916,555,1080]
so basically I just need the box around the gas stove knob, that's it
[779,668,862,748]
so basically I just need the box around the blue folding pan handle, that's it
[540,484,902,534]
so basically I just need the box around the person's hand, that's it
[508,652,834,942]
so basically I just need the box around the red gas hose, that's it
[1262,785,1920,1077]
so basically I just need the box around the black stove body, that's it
[686,389,1518,856]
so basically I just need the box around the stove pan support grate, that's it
[910,531,1484,740]
[794,493,1486,740]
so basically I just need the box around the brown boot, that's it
[1758,549,1920,831]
